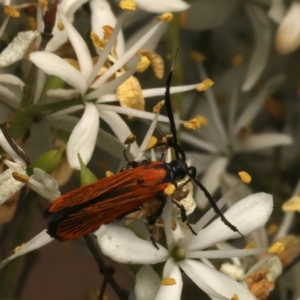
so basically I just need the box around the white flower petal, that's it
[242,2,272,91]
[0,131,26,164]
[234,74,285,136]
[67,103,99,169]
[180,259,256,300]
[183,0,238,30]
[0,31,38,67]
[268,0,286,23]
[0,168,25,205]
[0,230,54,269]
[59,13,93,80]
[0,85,21,110]
[236,133,293,152]
[135,265,160,300]
[90,0,125,57]
[194,156,229,209]
[99,109,139,156]
[275,2,300,54]
[0,74,24,87]
[29,52,88,95]
[135,0,189,13]
[28,168,61,201]
[95,224,168,264]
[45,89,80,101]
[92,19,163,88]
[187,248,267,259]
[155,259,182,300]
[183,193,273,251]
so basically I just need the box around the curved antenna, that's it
[188,167,244,237]
[165,50,179,159]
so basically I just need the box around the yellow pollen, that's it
[232,54,244,67]
[102,25,114,40]
[231,294,239,300]
[90,32,106,48]
[106,171,114,177]
[238,171,252,183]
[12,172,30,183]
[269,242,285,254]
[162,135,173,144]
[171,219,177,230]
[38,0,48,8]
[124,134,136,145]
[161,278,176,285]
[244,242,255,249]
[146,136,157,149]
[164,184,176,196]
[184,116,207,130]
[282,196,300,212]
[11,243,26,253]
[119,0,136,10]
[190,50,206,62]
[136,56,150,73]
[57,20,64,31]
[4,6,20,18]
[267,224,278,236]
[153,100,165,113]
[158,13,173,22]
[196,78,214,91]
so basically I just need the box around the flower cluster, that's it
[0,0,300,299]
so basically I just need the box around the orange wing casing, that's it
[45,161,171,240]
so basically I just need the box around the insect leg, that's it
[172,199,196,235]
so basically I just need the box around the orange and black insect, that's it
[45,63,241,243]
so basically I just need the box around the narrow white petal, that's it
[183,0,238,30]
[134,108,160,161]
[0,168,24,205]
[235,133,292,152]
[234,74,285,136]
[155,259,182,300]
[184,193,273,251]
[180,259,256,300]
[186,248,267,259]
[90,0,125,57]
[0,31,38,67]
[0,85,21,110]
[164,198,174,250]
[242,2,272,91]
[0,74,24,87]
[29,52,87,95]
[0,131,26,164]
[95,224,168,264]
[67,103,99,169]
[135,266,160,300]
[275,2,300,54]
[97,104,185,124]
[268,0,286,23]
[45,89,80,101]
[0,230,54,269]
[28,168,61,202]
[135,0,189,13]
[194,156,229,209]
[59,13,93,80]
[99,109,139,156]
[92,19,163,88]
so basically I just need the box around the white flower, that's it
[30,12,202,168]
[96,192,273,299]
[181,65,292,209]
[275,1,300,54]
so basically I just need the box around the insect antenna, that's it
[164,50,180,159]
[188,167,244,237]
